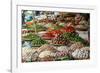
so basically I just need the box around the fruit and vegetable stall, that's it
[21,10,90,62]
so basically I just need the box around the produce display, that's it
[21,10,90,62]
[23,33,48,46]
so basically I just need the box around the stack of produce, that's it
[56,46,69,57]
[60,26,75,33]
[37,44,57,53]
[67,42,90,60]
[57,46,69,52]
[22,11,90,62]
[61,32,89,46]
[31,51,39,62]
[52,34,70,45]
[55,50,70,61]
[42,25,76,40]
[22,33,35,40]
[42,32,55,40]
[72,47,90,59]
[42,29,62,40]
[74,14,89,31]
[37,44,58,61]
[68,42,84,56]
[68,42,84,51]
[38,50,55,61]
[51,31,81,46]
[31,35,48,46]
[23,33,48,46]
[22,48,38,62]
[22,29,35,37]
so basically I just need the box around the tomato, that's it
[60,26,75,33]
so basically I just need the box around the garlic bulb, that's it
[39,51,55,58]
[37,44,57,53]
[72,47,90,59]
[31,51,39,62]
[57,46,69,51]
[22,48,37,62]
[55,51,68,57]
[68,42,84,52]
[38,50,56,61]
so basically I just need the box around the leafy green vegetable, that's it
[31,37,48,46]
[23,33,48,46]
[61,32,89,46]
[23,33,39,39]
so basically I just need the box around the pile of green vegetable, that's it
[23,33,34,40]
[31,36,48,46]
[61,32,89,46]
[23,33,48,46]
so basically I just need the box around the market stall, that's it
[21,10,90,62]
